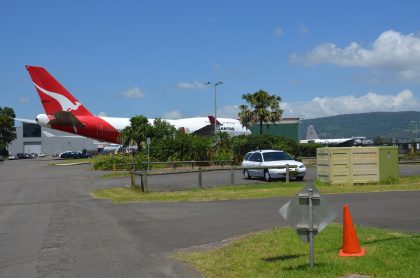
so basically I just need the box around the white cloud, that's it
[98,111,107,117]
[208,90,420,120]
[274,27,283,36]
[19,97,30,103]
[162,110,182,119]
[217,105,240,118]
[121,87,145,99]
[282,90,420,119]
[177,81,206,90]
[291,30,420,81]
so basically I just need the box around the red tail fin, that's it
[26,65,93,116]
[208,115,221,125]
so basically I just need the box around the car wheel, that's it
[296,176,304,181]
[264,170,271,182]
[244,169,251,179]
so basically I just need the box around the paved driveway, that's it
[0,160,419,277]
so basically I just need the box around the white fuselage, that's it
[92,116,251,136]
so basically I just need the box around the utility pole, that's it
[205,81,223,135]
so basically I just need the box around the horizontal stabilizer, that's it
[48,111,85,128]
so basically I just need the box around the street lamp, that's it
[205,81,223,135]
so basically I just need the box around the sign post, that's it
[308,188,314,270]
[279,182,336,270]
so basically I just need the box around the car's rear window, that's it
[263,152,292,162]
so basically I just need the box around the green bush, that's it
[212,149,234,162]
[93,133,304,169]
[272,137,299,157]
[92,154,148,171]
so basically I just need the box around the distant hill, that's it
[300,111,420,140]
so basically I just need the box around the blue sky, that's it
[1,0,420,120]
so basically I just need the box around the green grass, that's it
[99,172,130,178]
[176,224,420,278]
[91,175,420,203]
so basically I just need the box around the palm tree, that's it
[238,90,283,135]
[119,115,152,152]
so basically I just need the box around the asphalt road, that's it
[142,163,420,191]
[0,159,419,278]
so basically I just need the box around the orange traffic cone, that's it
[339,205,365,257]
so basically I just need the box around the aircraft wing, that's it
[14,118,37,124]
[193,124,216,136]
[191,116,222,136]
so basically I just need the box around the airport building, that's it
[249,118,300,142]
[8,123,100,156]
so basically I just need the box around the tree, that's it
[171,132,194,161]
[149,118,177,160]
[150,118,176,139]
[238,90,283,135]
[0,107,16,156]
[212,132,233,161]
[120,115,152,152]
[213,131,231,152]
[191,135,212,161]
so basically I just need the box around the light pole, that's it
[205,81,223,135]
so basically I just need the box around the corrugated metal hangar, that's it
[8,123,99,156]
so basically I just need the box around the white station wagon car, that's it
[242,150,306,181]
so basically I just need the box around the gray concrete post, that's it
[198,167,203,188]
[230,166,235,185]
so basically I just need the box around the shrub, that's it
[212,149,234,162]
[92,154,148,171]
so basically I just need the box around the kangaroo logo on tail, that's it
[34,82,82,112]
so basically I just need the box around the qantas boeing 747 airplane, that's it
[25,65,251,144]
